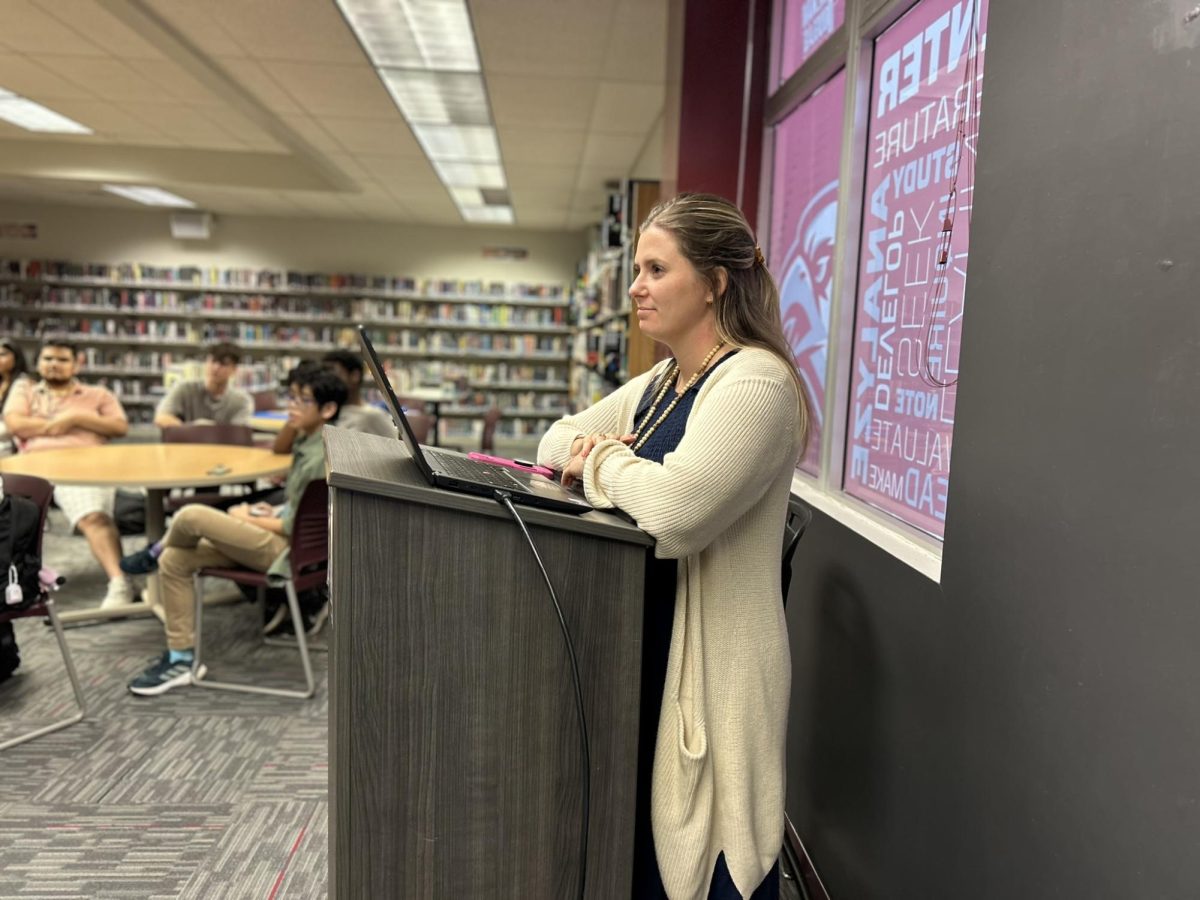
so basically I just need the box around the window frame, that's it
[763,0,982,582]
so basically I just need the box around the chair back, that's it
[1,473,53,557]
[781,497,813,608]
[289,478,329,575]
[480,406,503,452]
[252,390,279,412]
[161,423,254,446]
[403,410,432,444]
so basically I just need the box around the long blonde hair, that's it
[641,192,810,450]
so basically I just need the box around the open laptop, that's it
[357,325,593,515]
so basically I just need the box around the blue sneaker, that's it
[128,652,205,697]
[119,546,159,575]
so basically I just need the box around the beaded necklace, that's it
[630,341,726,453]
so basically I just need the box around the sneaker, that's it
[308,600,330,637]
[120,546,159,575]
[100,577,136,610]
[262,603,289,636]
[128,652,206,697]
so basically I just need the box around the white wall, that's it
[0,202,589,286]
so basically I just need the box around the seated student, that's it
[0,340,30,457]
[270,349,395,453]
[153,341,253,428]
[120,366,347,696]
[2,339,133,608]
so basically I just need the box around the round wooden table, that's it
[249,412,289,434]
[0,443,291,623]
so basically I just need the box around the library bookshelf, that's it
[0,260,571,449]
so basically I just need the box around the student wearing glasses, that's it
[119,366,346,696]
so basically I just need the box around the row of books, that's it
[2,259,565,300]
[3,316,571,356]
[1,296,569,330]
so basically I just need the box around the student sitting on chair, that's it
[2,339,133,608]
[270,348,395,454]
[153,341,253,428]
[119,366,346,696]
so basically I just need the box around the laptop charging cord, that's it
[493,489,590,900]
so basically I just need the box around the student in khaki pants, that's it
[121,367,347,697]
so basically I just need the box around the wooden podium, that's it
[325,429,653,899]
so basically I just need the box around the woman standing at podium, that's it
[539,193,808,900]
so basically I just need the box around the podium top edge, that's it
[322,427,655,547]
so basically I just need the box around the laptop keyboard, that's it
[430,452,524,488]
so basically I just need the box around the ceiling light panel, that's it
[381,70,490,126]
[102,185,196,208]
[462,205,514,224]
[432,160,506,189]
[412,123,500,162]
[336,0,513,224]
[337,0,479,72]
[0,86,92,134]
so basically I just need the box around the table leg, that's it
[429,400,441,446]
[55,489,239,625]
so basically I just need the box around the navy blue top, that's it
[632,351,738,463]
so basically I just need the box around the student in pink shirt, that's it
[2,339,133,608]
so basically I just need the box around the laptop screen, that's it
[357,325,437,484]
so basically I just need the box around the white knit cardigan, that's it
[538,347,803,900]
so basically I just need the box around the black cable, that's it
[493,490,590,900]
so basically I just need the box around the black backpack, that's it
[0,493,43,613]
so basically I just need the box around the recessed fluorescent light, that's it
[102,185,196,208]
[380,69,490,126]
[411,123,500,162]
[336,0,515,225]
[336,0,479,72]
[462,206,514,224]
[450,186,485,207]
[431,160,506,189]
[0,86,91,134]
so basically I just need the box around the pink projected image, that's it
[768,70,846,474]
[844,0,988,537]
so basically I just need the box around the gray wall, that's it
[785,0,1200,897]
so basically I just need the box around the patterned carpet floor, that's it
[0,511,328,899]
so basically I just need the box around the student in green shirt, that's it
[121,366,347,697]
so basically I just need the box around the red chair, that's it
[480,406,503,453]
[252,390,279,412]
[189,478,327,699]
[160,423,254,446]
[161,423,256,510]
[0,473,87,751]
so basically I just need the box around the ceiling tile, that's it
[204,0,365,64]
[276,114,345,156]
[0,0,107,55]
[0,53,99,100]
[44,56,179,103]
[580,132,646,171]
[471,0,615,78]
[356,155,439,186]
[131,60,224,105]
[142,0,247,59]
[498,127,586,165]
[505,163,580,191]
[214,59,302,114]
[604,0,670,82]
[263,62,396,118]
[487,74,596,130]
[39,0,168,60]
[40,99,168,140]
[322,118,423,157]
[588,81,665,137]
